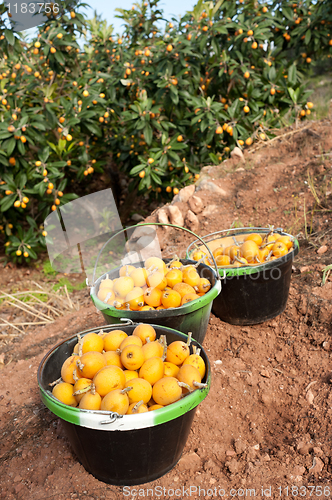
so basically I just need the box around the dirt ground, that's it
[1,120,332,499]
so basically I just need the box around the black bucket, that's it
[37,323,211,485]
[91,259,221,345]
[186,228,299,325]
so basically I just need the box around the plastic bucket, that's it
[91,259,221,345]
[186,228,299,325]
[37,323,211,485]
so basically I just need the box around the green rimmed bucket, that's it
[90,223,221,345]
[186,227,299,325]
[37,323,211,485]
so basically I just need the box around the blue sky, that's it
[82,0,196,34]
[24,0,197,38]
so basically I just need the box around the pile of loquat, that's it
[51,324,207,414]
[96,256,212,311]
[191,231,295,268]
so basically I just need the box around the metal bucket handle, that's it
[72,319,135,338]
[91,222,221,286]
[186,226,293,259]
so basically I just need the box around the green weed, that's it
[43,260,58,277]
[53,278,86,293]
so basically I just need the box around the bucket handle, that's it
[99,412,124,425]
[186,226,287,251]
[91,222,221,286]
[72,318,135,337]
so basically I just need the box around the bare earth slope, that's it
[1,120,332,499]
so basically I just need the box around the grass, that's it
[41,259,86,292]
[0,262,87,337]
[53,277,86,293]
[243,160,256,171]
[286,168,332,242]
[42,260,58,276]
[322,264,332,285]
[0,284,82,336]
[229,220,245,229]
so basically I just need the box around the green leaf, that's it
[211,38,220,57]
[150,171,162,184]
[33,122,47,131]
[84,122,102,137]
[16,172,27,190]
[5,138,16,156]
[0,132,12,140]
[199,35,208,53]
[26,248,38,259]
[130,164,145,175]
[209,153,220,165]
[269,66,276,83]
[26,215,38,230]
[282,7,294,21]
[138,177,148,191]
[178,90,191,100]
[0,194,16,212]
[236,124,248,136]
[40,147,50,163]
[5,29,15,46]
[170,91,179,105]
[304,30,311,45]
[79,110,98,120]
[161,133,168,146]
[288,64,297,87]
[0,155,9,166]
[168,150,180,161]
[235,51,244,64]
[54,51,65,65]
[144,125,153,145]
[159,154,168,168]
[200,120,208,133]
[206,129,214,144]
[17,225,24,240]
[227,100,239,119]
[60,193,79,202]
[50,161,67,168]
[214,26,228,35]
[169,143,187,151]
[191,115,202,126]
[17,140,25,155]
[3,174,16,190]
[47,142,58,153]
[38,181,47,197]
[169,85,178,97]
[19,116,29,128]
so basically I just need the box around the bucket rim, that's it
[37,325,211,431]
[91,259,221,317]
[186,228,299,277]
